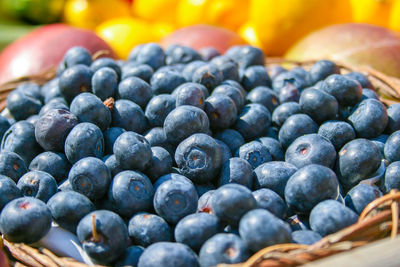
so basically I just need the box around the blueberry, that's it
[122,63,154,82]
[128,43,165,70]
[362,88,379,100]
[299,88,338,123]
[0,151,27,183]
[199,47,220,61]
[348,99,388,138]
[198,233,249,267]
[225,45,265,69]
[2,121,42,164]
[103,127,125,155]
[165,44,201,65]
[291,230,322,245]
[204,94,237,129]
[153,178,198,224]
[246,86,279,113]
[145,94,176,127]
[385,130,400,162]
[234,103,271,141]
[68,157,111,200]
[252,188,287,219]
[284,164,339,213]
[272,70,309,93]
[117,76,153,109]
[318,120,356,151]
[344,183,382,214]
[92,67,118,100]
[0,176,21,211]
[386,104,400,133]
[151,69,186,94]
[175,133,222,183]
[64,123,104,163]
[104,154,123,177]
[285,134,337,169]
[215,139,232,164]
[256,137,284,160]
[210,56,240,81]
[164,105,210,145]
[241,66,272,91]
[115,246,144,267]
[47,191,95,233]
[26,115,39,126]
[0,115,10,140]
[29,152,70,183]
[0,197,52,243]
[278,114,318,148]
[337,139,381,189]
[63,46,92,67]
[220,79,246,95]
[214,129,245,154]
[219,157,253,189]
[108,170,153,218]
[384,161,400,192]
[309,200,359,236]
[138,242,199,267]
[182,61,207,81]
[211,183,256,225]
[113,131,152,171]
[143,146,172,181]
[128,213,172,247]
[7,89,42,121]
[195,183,215,197]
[38,99,69,117]
[254,161,297,197]
[212,84,245,112]
[308,60,340,84]
[192,63,223,91]
[43,80,62,104]
[59,64,93,102]
[372,134,388,159]
[90,58,121,79]
[267,65,287,80]
[321,74,362,106]
[239,209,291,252]
[175,82,206,109]
[77,210,129,264]
[71,93,111,131]
[278,84,300,103]
[344,72,374,90]
[112,99,148,133]
[153,173,193,191]
[197,189,215,213]
[16,82,43,101]
[271,102,301,127]
[144,127,174,155]
[237,141,272,169]
[175,213,219,252]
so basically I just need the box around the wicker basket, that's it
[0,57,400,267]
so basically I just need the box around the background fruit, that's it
[350,0,394,28]
[160,25,247,53]
[247,0,352,56]
[63,0,131,29]
[133,0,179,24]
[285,23,400,78]
[0,24,115,84]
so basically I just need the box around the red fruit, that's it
[160,24,247,53]
[0,248,9,267]
[0,24,116,84]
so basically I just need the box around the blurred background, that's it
[1,0,400,82]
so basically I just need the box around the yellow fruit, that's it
[248,0,352,56]
[152,22,176,39]
[389,0,400,31]
[238,22,263,49]
[350,0,394,28]
[63,0,131,29]
[133,0,180,24]
[177,0,248,31]
[96,17,156,59]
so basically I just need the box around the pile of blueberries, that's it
[0,42,399,267]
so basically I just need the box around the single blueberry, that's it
[210,56,240,81]
[144,146,172,182]
[91,67,118,101]
[212,84,245,112]
[145,94,176,128]
[103,127,125,155]
[7,89,42,121]
[59,64,93,103]
[165,44,201,65]
[63,46,92,67]
[121,63,154,82]
[384,161,400,192]
[386,104,400,134]
[252,188,287,219]
[318,120,356,151]
[272,70,309,94]
[299,88,338,123]
[214,129,245,154]
[278,113,318,148]
[385,130,400,162]
[0,151,27,183]
[219,157,253,189]
[182,61,207,81]
[175,82,206,109]
[234,103,271,141]
[192,64,223,91]
[104,154,123,177]
[237,141,272,169]
[38,99,69,117]
[291,230,322,245]
[215,139,232,164]
[256,137,284,160]
[308,60,340,84]
[0,176,21,211]
[199,47,220,61]
[344,72,374,90]
[117,76,153,109]
[362,88,379,100]
[204,94,237,129]
[29,152,70,183]
[90,58,121,79]
[112,99,148,133]
[321,74,362,106]
[225,45,265,69]
[246,86,279,113]
[344,183,382,214]
[150,69,186,95]
[271,102,301,127]
[241,66,272,91]
[278,84,301,103]
[128,43,165,70]
[144,127,174,155]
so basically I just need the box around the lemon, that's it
[351,0,394,28]
[389,0,400,31]
[247,0,352,56]
[63,0,131,29]
[96,17,157,59]
[177,0,249,31]
[133,0,180,24]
